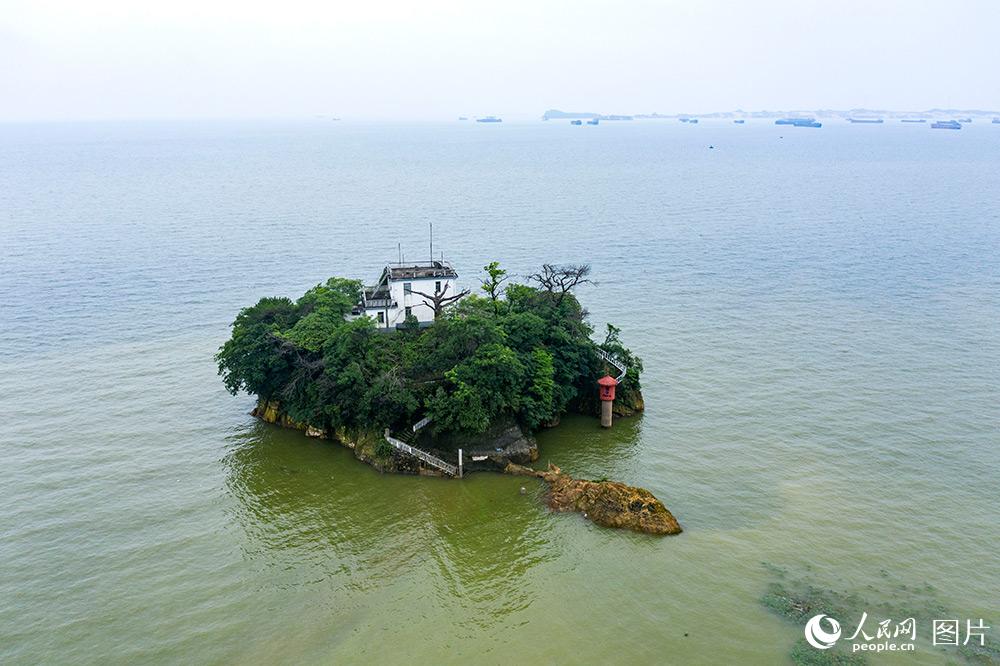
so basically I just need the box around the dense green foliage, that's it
[217,265,643,437]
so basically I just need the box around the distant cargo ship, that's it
[958,118,972,123]
[776,118,821,128]
[733,119,745,124]
[848,118,884,124]
[570,119,582,125]
[586,118,599,125]
[679,118,690,122]
[689,118,699,124]
[993,118,1000,124]
[931,120,962,130]
[901,119,926,123]
[476,116,502,123]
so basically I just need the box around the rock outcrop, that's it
[445,419,539,471]
[613,390,644,417]
[253,400,308,431]
[252,400,438,475]
[505,463,681,535]
[251,401,537,476]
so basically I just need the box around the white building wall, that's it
[363,275,458,329]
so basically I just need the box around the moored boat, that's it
[848,118,884,123]
[931,120,962,130]
[776,117,820,127]
[776,118,821,128]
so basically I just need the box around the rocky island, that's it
[506,463,682,535]
[218,260,677,534]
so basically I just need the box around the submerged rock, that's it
[505,463,681,535]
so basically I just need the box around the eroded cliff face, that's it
[505,462,682,535]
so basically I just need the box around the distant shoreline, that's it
[542,107,1000,121]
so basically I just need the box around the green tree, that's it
[426,342,525,434]
[501,311,547,352]
[480,261,509,314]
[218,264,644,440]
[282,278,362,351]
[216,296,300,399]
[518,347,556,430]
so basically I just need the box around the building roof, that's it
[385,260,457,280]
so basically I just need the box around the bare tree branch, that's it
[527,263,594,304]
[410,282,471,319]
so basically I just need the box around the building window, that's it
[403,282,412,294]
[435,281,441,293]
[405,306,413,318]
[377,312,384,324]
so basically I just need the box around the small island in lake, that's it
[218,259,679,534]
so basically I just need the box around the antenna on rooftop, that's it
[398,242,402,264]
[429,222,434,262]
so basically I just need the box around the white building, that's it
[349,260,460,329]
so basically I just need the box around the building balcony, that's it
[363,299,396,309]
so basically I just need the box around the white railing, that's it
[597,349,628,382]
[384,429,458,476]
[412,416,433,432]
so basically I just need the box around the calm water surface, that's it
[1,120,998,664]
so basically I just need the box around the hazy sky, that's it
[2,0,998,121]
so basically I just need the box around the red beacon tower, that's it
[597,375,618,428]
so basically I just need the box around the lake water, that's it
[2,119,998,664]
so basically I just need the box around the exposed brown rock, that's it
[613,391,644,417]
[505,463,681,535]
[428,417,538,471]
[252,400,312,432]
[254,401,445,475]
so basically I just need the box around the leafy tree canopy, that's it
[217,263,642,437]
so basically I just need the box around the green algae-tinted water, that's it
[2,120,998,664]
